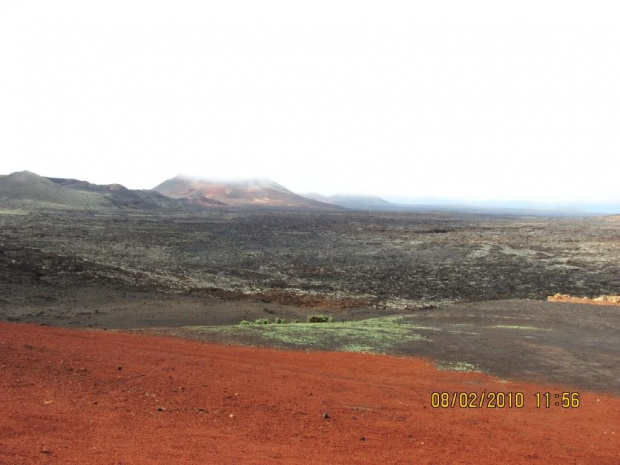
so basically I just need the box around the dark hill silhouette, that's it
[0,171,197,210]
[0,171,106,207]
[46,177,198,209]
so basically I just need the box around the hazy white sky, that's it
[1,1,619,205]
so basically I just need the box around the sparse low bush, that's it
[275,318,287,324]
[292,319,300,324]
[307,315,333,323]
[239,320,251,325]
[254,318,270,325]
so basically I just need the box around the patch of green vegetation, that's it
[186,315,427,354]
[340,344,376,353]
[307,314,333,323]
[436,362,478,372]
[240,318,288,325]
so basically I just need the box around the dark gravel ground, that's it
[1,208,619,394]
[1,209,619,307]
[396,300,620,395]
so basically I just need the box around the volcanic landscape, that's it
[1,171,619,463]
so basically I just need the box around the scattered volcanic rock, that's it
[153,175,336,209]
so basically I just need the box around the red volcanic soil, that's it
[1,323,618,464]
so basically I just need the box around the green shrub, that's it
[239,320,252,325]
[275,318,287,324]
[254,318,270,325]
[292,319,300,324]
[307,315,333,323]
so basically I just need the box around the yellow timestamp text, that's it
[431,391,581,409]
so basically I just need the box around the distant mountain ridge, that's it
[0,171,106,207]
[0,171,193,210]
[0,171,338,210]
[46,177,193,209]
[153,175,336,209]
[2,170,613,216]
[303,193,394,210]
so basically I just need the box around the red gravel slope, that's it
[0,322,618,464]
